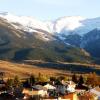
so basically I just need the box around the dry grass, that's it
[0,60,66,79]
[0,60,99,79]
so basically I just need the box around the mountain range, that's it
[0,12,100,64]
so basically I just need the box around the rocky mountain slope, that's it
[0,12,92,63]
[1,12,100,63]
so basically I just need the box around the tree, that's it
[0,72,5,80]
[72,74,77,83]
[86,72,99,87]
[23,79,30,88]
[58,76,65,81]
[37,73,48,82]
[78,75,84,86]
[50,77,56,81]
[6,78,14,88]
[13,75,20,87]
[29,74,35,86]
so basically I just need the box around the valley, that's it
[0,60,99,79]
[0,12,100,77]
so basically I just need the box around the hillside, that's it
[0,60,65,78]
[1,12,100,64]
[0,18,92,63]
[0,60,99,79]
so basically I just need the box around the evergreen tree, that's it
[0,72,5,80]
[13,75,20,87]
[78,75,84,86]
[50,77,56,81]
[23,79,30,88]
[72,74,77,83]
[29,74,35,86]
[58,76,65,81]
[6,78,13,88]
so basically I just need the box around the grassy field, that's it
[0,60,100,79]
[24,60,100,75]
[0,60,67,79]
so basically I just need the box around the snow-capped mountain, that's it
[0,15,92,63]
[0,12,100,62]
[1,12,100,36]
[0,12,50,32]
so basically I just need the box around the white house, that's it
[66,81,76,93]
[22,85,48,97]
[44,83,56,90]
[56,84,67,94]
[90,86,100,100]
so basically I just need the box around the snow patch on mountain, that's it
[54,16,85,33]
[0,12,51,33]
[1,12,100,41]
[0,12,86,35]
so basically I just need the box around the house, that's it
[43,97,67,100]
[0,80,7,94]
[0,80,6,88]
[44,83,56,90]
[55,81,67,95]
[61,93,78,100]
[42,93,78,100]
[55,80,76,94]
[90,86,100,100]
[78,92,98,100]
[22,85,48,98]
[66,81,76,93]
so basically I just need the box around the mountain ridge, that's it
[0,16,92,63]
[0,12,100,63]
[1,12,100,36]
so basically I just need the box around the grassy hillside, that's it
[24,60,100,75]
[0,60,65,78]
[0,60,99,79]
[0,18,93,63]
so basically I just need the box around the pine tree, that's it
[72,74,77,83]
[78,75,84,86]
[50,77,56,81]
[6,78,13,88]
[29,74,35,86]
[13,75,20,87]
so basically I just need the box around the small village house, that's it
[90,86,100,100]
[22,85,48,99]
[44,83,56,90]
[66,81,76,93]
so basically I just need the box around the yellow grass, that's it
[0,60,65,78]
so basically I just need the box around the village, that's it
[0,72,99,100]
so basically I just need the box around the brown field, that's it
[0,60,100,79]
[0,60,68,79]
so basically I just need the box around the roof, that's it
[61,93,76,100]
[90,86,100,96]
[66,81,76,86]
[75,85,88,90]
[32,85,47,91]
[94,86,100,92]
[0,80,5,84]
[44,84,56,90]
[22,88,38,95]
[35,82,48,86]
[78,92,97,100]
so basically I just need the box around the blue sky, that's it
[0,0,100,20]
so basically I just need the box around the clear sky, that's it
[0,0,100,20]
